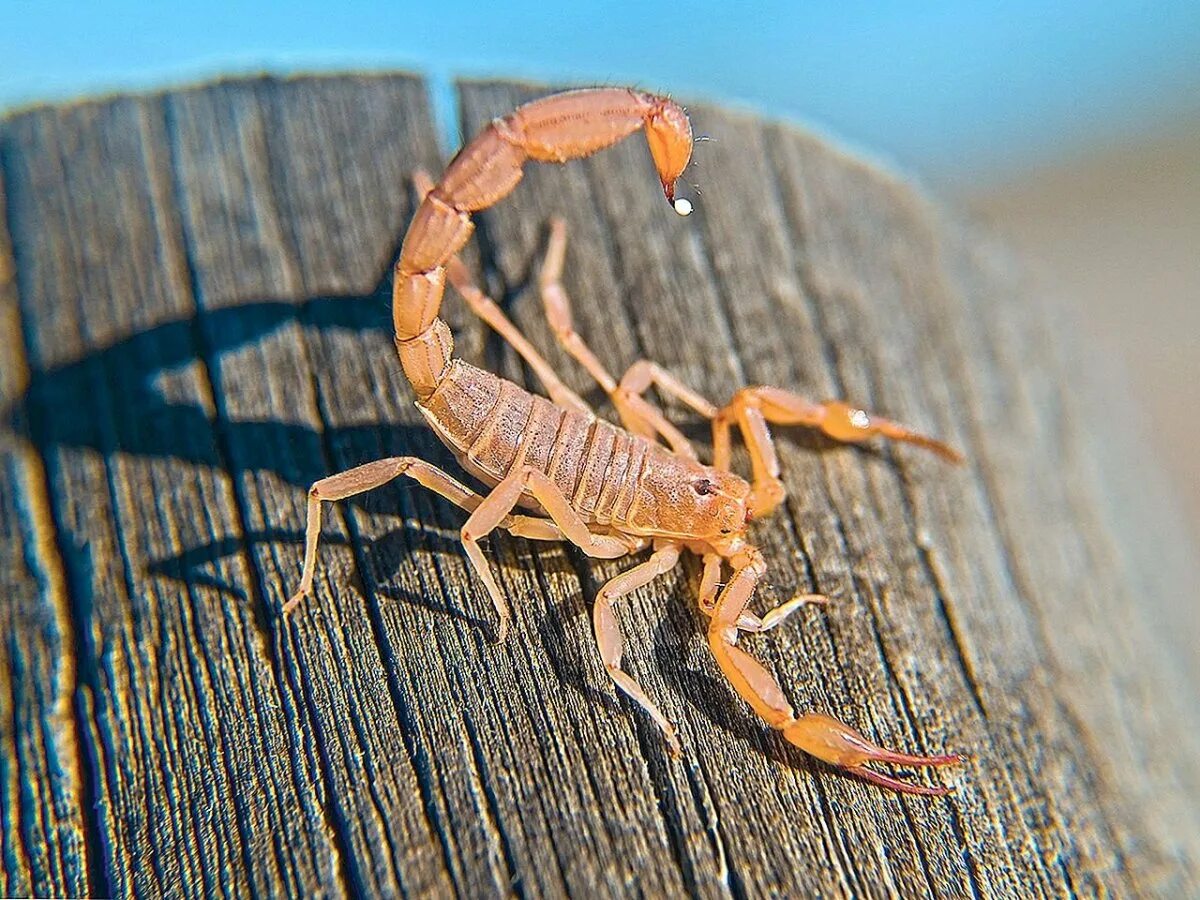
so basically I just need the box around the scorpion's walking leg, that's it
[593,541,684,754]
[445,255,592,414]
[410,170,591,415]
[285,457,566,614]
[538,218,709,459]
[460,466,639,640]
[617,360,719,422]
[697,553,828,634]
[713,387,964,517]
[706,550,962,795]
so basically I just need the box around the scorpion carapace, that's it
[285,87,966,796]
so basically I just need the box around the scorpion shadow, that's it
[0,259,643,706]
[3,266,493,624]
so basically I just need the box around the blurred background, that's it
[2,0,1197,536]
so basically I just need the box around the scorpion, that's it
[284,87,965,796]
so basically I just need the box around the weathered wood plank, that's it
[0,154,93,900]
[2,90,340,897]
[1,72,1197,898]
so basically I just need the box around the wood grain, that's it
[1,73,1197,898]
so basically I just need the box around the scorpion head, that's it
[631,460,751,554]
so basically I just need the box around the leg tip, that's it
[798,592,832,606]
[281,592,306,616]
[884,422,966,465]
[756,593,830,632]
[666,731,683,759]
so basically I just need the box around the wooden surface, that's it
[1,73,1198,898]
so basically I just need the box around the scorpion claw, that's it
[288,86,962,801]
[782,712,963,796]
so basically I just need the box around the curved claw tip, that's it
[851,749,964,796]
[849,765,958,797]
[864,746,964,768]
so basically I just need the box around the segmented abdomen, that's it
[418,360,656,525]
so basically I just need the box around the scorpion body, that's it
[285,87,965,795]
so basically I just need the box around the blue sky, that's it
[2,1,1198,184]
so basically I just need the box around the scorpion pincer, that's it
[284,87,965,796]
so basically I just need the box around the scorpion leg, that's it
[445,255,592,415]
[713,387,964,518]
[617,360,718,421]
[284,457,564,615]
[460,466,636,640]
[706,549,962,795]
[593,542,684,755]
[411,170,592,415]
[538,218,703,459]
[698,552,827,633]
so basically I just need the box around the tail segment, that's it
[392,88,694,398]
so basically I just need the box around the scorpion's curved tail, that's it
[392,88,694,399]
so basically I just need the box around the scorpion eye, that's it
[693,478,716,496]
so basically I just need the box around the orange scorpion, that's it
[285,88,965,795]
